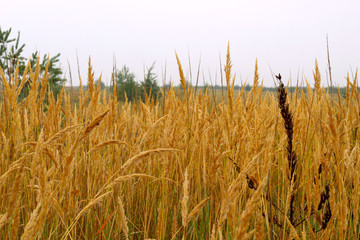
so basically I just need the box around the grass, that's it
[0,45,359,239]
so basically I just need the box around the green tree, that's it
[244,84,252,91]
[95,79,106,90]
[0,27,65,98]
[141,62,159,102]
[29,52,65,97]
[0,28,26,79]
[117,65,140,102]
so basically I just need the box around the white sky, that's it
[1,0,360,87]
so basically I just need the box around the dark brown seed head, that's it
[321,202,332,229]
[246,174,258,190]
[318,163,322,175]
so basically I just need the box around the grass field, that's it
[0,48,359,239]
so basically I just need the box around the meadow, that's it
[0,47,359,239]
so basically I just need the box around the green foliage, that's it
[95,79,106,90]
[0,27,26,77]
[30,51,64,96]
[115,63,160,103]
[0,27,65,98]
[141,62,160,102]
[117,65,140,102]
[244,84,252,91]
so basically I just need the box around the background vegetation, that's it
[0,27,65,99]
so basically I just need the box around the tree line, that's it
[1,27,355,103]
[0,27,160,103]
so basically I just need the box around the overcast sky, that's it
[1,0,360,87]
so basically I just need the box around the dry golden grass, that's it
[0,45,359,239]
